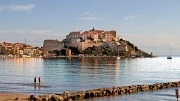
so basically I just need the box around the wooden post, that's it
[176,89,179,101]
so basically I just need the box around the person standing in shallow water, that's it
[34,77,36,83]
[38,77,41,84]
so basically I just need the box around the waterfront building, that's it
[0,42,42,57]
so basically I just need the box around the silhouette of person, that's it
[34,77,36,83]
[38,77,41,84]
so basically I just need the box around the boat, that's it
[167,47,172,59]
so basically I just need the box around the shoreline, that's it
[0,92,30,101]
[1,81,180,101]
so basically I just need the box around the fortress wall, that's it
[80,42,127,52]
[106,42,128,51]
[43,40,64,51]
[65,42,103,51]
[64,43,79,49]
[81,42,103,51]
[119,40,127,45]
[118,45,128,51]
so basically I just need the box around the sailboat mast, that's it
[167,47,172,59]
[170,47,171,56]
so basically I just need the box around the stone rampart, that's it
[104,42,128,51]
[43,40,64,51]
[30,81,180,101]
[65,42,127,52]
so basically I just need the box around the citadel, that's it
[43,27,129,57]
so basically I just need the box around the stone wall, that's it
[64,42,103,51]
[102,42,128,51]
[43,40,64,51]
[80,42,103,51]
[65,42,127,52]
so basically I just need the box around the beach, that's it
[0,92,30,101]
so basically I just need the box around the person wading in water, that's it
[38,77,41,84]
[34,77,36,89]
[34,77,36,84]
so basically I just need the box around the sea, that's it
[0,56,180,101]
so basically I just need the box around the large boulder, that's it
[51,95,64,101]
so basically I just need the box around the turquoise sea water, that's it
[0,57,180,101]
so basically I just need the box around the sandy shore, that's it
[0,92,30,101]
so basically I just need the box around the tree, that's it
[135,46,138,51]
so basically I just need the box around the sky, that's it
[0,0,180,55]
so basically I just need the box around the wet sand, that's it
[0,92,30,101]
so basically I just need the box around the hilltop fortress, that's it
[43,28,128,56]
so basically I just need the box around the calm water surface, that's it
[0,57,180,101]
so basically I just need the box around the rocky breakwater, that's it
[29,81,180,101]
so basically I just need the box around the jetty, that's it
[30,81,180,101]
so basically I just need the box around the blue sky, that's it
[0,0,180,55]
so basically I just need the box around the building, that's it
[0,42,42,57]
[43,28,128,55]
[43,39,64,51]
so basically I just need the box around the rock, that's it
[68,91,85,100]
[62,95,69,101]
[29,81,180,101]
[112,88,119,95]
[42,97,49,101]
[129,85,139,93]
[94,90,103,97]
[102,90,107,96]
[76,91,86,99]
[103,88,113,95]
[84,91,91,99]
[63,91,70,95]
[119,88,126,94]
[51,95,64,101]
[139,84,150,91]
[39,94,52,101]
[14,97,18,100]
[67,98,73,101]
[154,83,163,89]
[34,96,42,101]
[30,95,35,100]
[90,91,96,97]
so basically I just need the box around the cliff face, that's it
[43,40,64,51]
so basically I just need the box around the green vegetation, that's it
[82,46,128,56]
[119,38,150,56]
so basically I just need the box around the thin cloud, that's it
[122,33,180,48]
[79,11,100,20]
[0,4,35,11]
[123,15,138,20]
[0,29,65,47]
[81,12,90,16]
[30,30,53,34]
[80,17,101,20]
[157,21,168,24]
[80,12,97,16]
